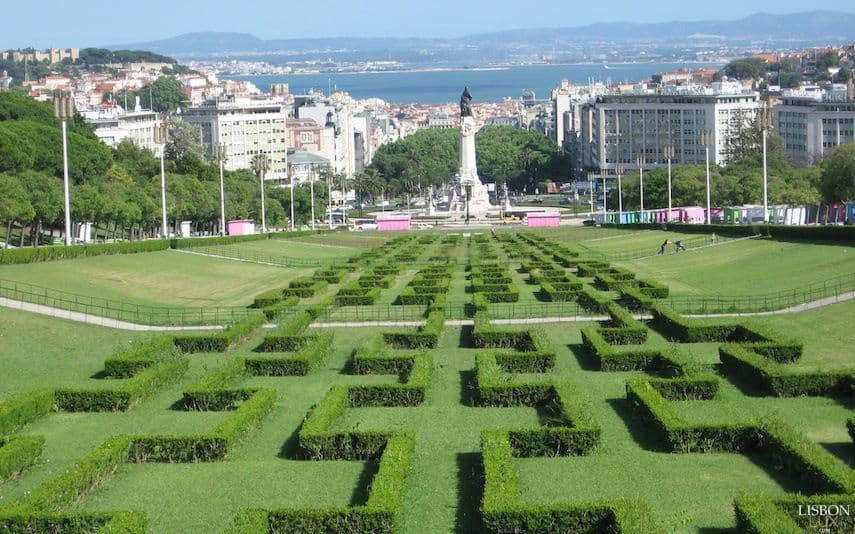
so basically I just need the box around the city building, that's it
[581,82,761,172]
[287,148,331,185]
[774,77,855,164]
[82,103,162,155]
[182,95,289,180]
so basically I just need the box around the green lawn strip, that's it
[0,308,143,402]
[216,239,362,261]
[0,250,309,309]
[617,238,855,299]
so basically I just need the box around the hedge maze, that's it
[1,230,853,532]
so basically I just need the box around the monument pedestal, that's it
[453,115,493,218]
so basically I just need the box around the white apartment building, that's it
[582,83,760,173]
[774,80,855,164]
[82,106,162,156]
[182,95,289,180]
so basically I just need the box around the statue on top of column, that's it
[460,87,473,117]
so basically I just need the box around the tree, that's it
[19,171,62,246]
[165,117,205,165]
[723,58,767,80]
[818,142,855,203]
[137,77,187,113]
[0,173,34,246]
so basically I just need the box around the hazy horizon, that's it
[3,1,855,50]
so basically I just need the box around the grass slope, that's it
[0,251,308,308]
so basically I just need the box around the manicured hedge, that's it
[576,286,611,313]
[132,388,276,463]
[174,313,266,353]
[0,435,44,482]
[626,378,855,492]
[650,303,800,347]
[394,290,438,305]
[256,312,313,351]
[55,358,189,412]
[735,493,855,534]
[477,290,520,303]
[602,222,855,242]
[335,287,381,306]
[719,344,852,398]
[0,511,146,533]
[261,296,299,320]
[282,280,328,298]
[382,309,444,349]
[182,358,252,410]
[298,386,393,461]
[0,239,170,265]
[245,333,334,376]
[8,434,132,513]
[243,433,415,534]
[103,336,181,378]
[848,419,855,442]
[252,288,286,309]
[480,429,657,533]
[0,389,54,435]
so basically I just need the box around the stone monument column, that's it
[455,87,492,217]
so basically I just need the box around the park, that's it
[0,223,853,533]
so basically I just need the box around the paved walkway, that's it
[170,248,290,268]
[0,297,224,331]
[684,291,855,318]
[3,291,853,331]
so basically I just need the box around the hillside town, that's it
[1,44,854,189]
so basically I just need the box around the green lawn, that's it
[218,238,364,261]
[1,231,852,533]
[0,251,310,308]
[617,236,855,297]
[0,308,142,402]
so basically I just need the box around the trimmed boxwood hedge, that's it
[245,333,334,376]
[382,310,444,349]
[174,313,267,353]
[0,389,54,435]
[55,358,189,412]
[233,433,414,534]
[0,239,170,265]
[103,336,182,378]
[0,435,44,482]
[252,288,286,309]
[626,378,855,493]
[719,344,852,398]
[480,430,656,533]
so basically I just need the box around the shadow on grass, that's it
[455,452,483,534]
[349,460,381,506]
[458,325,476,349]
[459,370,479,407]
[606,397,665,452]
[820,441,855,469]
[697,528,737,534]
[278,425,302,459]
[567,343,599,371]
[745,451,805,493]
[713,363,766,398]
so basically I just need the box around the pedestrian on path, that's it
[658,240,669,255]
[675,240,686,252]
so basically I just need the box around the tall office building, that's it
[182,95,289,180]
[581,83,760,172]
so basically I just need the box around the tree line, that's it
[0,91,328,247]
[353,126,570,204]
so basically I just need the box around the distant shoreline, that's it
[229,60,723,78]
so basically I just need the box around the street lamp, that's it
[309,166,316,230]
[758,102,772,223]
[636,154,646,220]
[615,164,624,223]
[465,184,472,224]
[700,130,713,224]
[587,171,594,217]
[213,143,228,236]
[664,144,675,222]
[327,170,333,230]
[287,165,295,232]
[53,92,74,246]
[602,173,607,221]
[154,120,170,238]
[251,153,270,233]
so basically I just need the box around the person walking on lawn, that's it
[658,240,670,255]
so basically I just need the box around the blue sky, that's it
[3,0,854,49]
